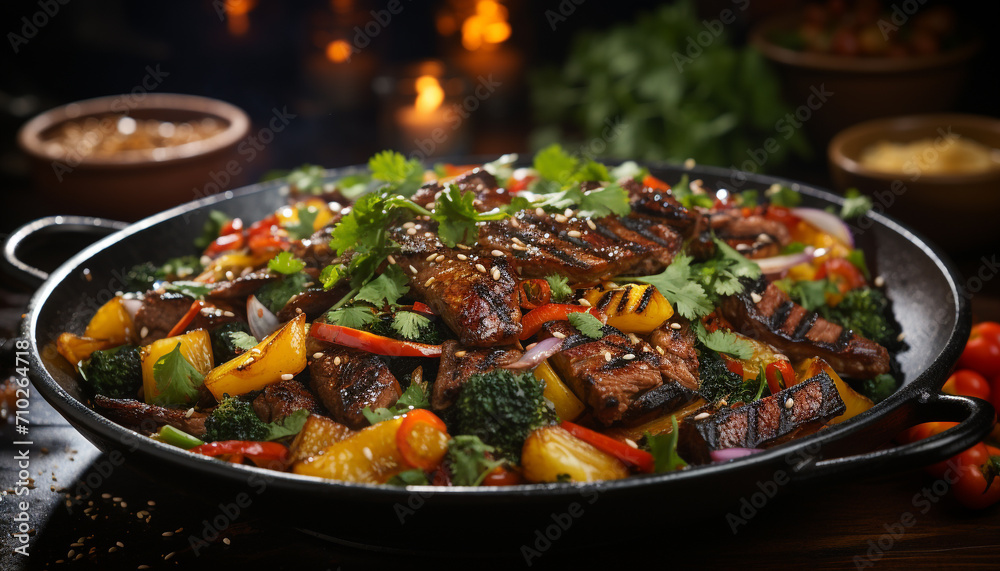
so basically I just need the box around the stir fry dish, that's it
[55,146,901,486]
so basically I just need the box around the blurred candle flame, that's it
[414,75,445,114]
[326,39,352,63]
[460,0,511,51]
[224,0,256,37]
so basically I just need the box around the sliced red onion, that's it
[710,447,764,462]
[247,295,280,341]
[121,298,143,322]
[754,247,815,275]
[504,337,564,370]
[790,207,854,247]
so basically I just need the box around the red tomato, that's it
[481,465,524,486]
[762,205,801,229]
[942,370,991,402]
[957,322,1000,378]
[396,409,450,471]
[816,258,866,293]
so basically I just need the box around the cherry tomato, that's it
[507,174,536,194]
[815,258,866,294]
[396,409,450,471]
[481,465,524,486]
[762,205,801,229]
[957,322,1000,378]
[942,370,991,402]
[642,174,671,192]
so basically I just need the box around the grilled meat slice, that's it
[411,169,515,212]
[307,340,402,429]
[133,292,192,344]
[205,271,277,300]
[276,287,344,321]
[649,319,700,391]
[620,379,701,426]
[93,395,208,437]
[251,379,324,423]
[620,178,697,230]
[392,221,522,346]
[709,209,791,246]
[541,321,662,426]
[720,279,890,379]
[291,224,341,268]
[479,209,683,281]
[677,372,846,464]
[431,340,522,410]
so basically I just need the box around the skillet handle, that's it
[789,391,995,483]
[2,216,128,287]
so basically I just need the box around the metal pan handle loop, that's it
[2,216,128,286]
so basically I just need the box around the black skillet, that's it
[8,162,995,551]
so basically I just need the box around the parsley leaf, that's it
[447,435,504,486]
[533,144,579,185]
[162,281,214,300]
[354,265,410,308]
[369,150,424,197]
[391,311,432,340]
[194,210,230,249]
[568,312,605,339]
[263,409,310,441]
[285,205,320,241]
[840,188,872,219]
[774,277,837,312]
[766,184,802,208]
[739,189,759,208]
[431,184,511,247]
[694,238,763,299]
[326,305,377,329]
[630,254,713,320]
[574,160,610,183]
[609,161,646,182]
[546,274,573,302]
[646,416,687,473]
[526,183,630,219]
[362,382,431,424]
[285,164,328,194]
[692,321,754,360]
[268,252,306,275]
[846,248,871,279]
[151,343,204,406]
[388,469,430,486]
[319,264,347,291]
[255,272,311,314]
[228,331,258,351]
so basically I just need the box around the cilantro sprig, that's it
[362,382,430,424]
[568,312,605,339]
[150,343,204,407]
[369,151,424,197]
[268,252,306,275]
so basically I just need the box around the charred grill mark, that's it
[597,293,614,312]
[771,301,795,331]
[616,285,634,314]
[618,216,675,247]
[635,285,654,313]
[793,312,819,340]
[836,327,854,347]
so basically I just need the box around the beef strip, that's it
[677,371,845,464]
[251,378,324,423]
[290,224,341,268]
[709,209,792,246]
[204,271,277,301]
[93,395,208,437]
[540,321,662,426]
[391,220,522,346]
[276,287,345,321]
[648,319,700,391]
[307,339,402,429]
[619,178,698,231]
[431,340,522,410]
[411,169,515,213]
[133,291,240,344]
[720,278,890,379]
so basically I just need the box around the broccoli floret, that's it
[209,322,254,363]
[204,395,268,442]
[448,369,556,461]
[853,373,898,404]
[124,263,158,292]
[79,345,142,399]
[819,287,900,346]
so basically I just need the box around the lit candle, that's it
[395,75,452,153]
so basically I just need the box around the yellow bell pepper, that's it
[56,333,117,367]
[521,425,629,483]
[792,357,873,423]
[140,329,214,405]
[582,283,673,334]
[276,199,335,232]
[535,360,585,421]
[84,296,136,346]
[204,314,307,400]
[288,414,355,464]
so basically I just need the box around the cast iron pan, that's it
[8,162,995,551]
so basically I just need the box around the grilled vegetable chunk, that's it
[521,425,629,483]
[581,283,674,334]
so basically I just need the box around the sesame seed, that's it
[334,356,342,366]
[750,292,763,303]
[223,310,235,317]
[604,351,612,362]
[435,254,446,262]
[362,447,374,461]
[525,343,537,350]
[426,253,437,262]
[117,542,125,548]
[457,253,469,260]
[628,333,640,343]
[313,352,323,359]
[101,493,111,499]
[223,538,231,545]
[475,263,487,273]
[512,244,526,250]
[586,219,597,230]
[578,299,591,307]
[162,531,173,537]
[510,218,520,228]
[625,439,638,449]
[567,230,582,238]
[406,227,417,235]
[642,346,652,352]
[785,398,795,409]
[564,208,574,217]
[68,550,75,558]
[72,542,84,547]
[454,350,467,357]
[695,412,710,420]
[225,270,235,281]
[735,243,750,251]
[140,326,149,339]
[551,331,567,339]
[554,214,568,223]
[874,276,885,287]
[139,565,151,569]
[492,249,505,257]
[184,408,194,418]
[409,265,418,274]
[512,237,525,245]
[656,346,665,355]
[387,255,396,265]
[165,552,176,561]
[424,276,436,287]
[280,373,294,381]
[491,267,501,281]
[403,221,415,229]
[121,501,127,508]
[424,232,434,238]
[113,497,122,503]
[110,547,118,553]
[897,332,906,342]
[535,207,545,216]
[457,243,471,250]
[757,233,773,243]
[684,158,696,169]
[623,353,635,360]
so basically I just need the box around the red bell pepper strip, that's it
[167,300,205,338]
[410,301,436,316]
[519,303,606,340]
[518,279,552,311]
[765,360,796,395]
[189,440,289,464]
[396,409,450,471]
[815,258,866,293]
[309,322,442,357]
[560,420,654,473]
